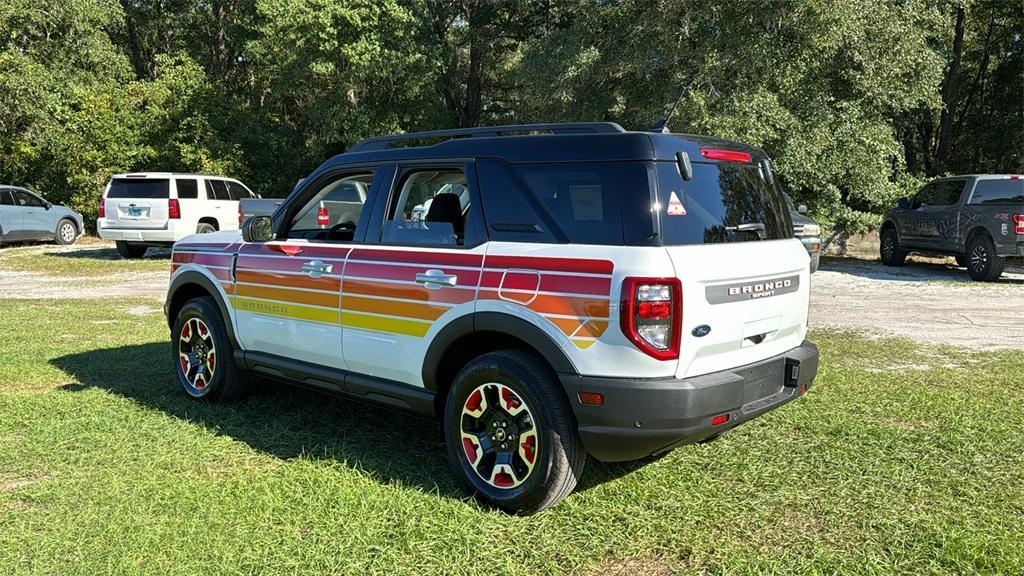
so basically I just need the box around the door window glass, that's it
[205,179,228,200]
[933,180,966,206]
[226,181,251,200]
[0,189,13,206]
[287,173,374,242]
[176,179,199,199]
[13,191,44,207]
[383,169,469,246]
[910,183,937,209]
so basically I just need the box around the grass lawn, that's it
[1,298,1021,575]
[0,240,169,276]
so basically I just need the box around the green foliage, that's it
[0,0,1020,233]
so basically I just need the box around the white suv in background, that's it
[97,173,256,258]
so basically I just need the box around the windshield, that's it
[656,161,791,245]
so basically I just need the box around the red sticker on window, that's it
[667,191,686,216]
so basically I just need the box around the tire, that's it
[879,227,907,267]
[196,222,217,234]
[443,350,587,515]
[954,254,968,268]
[171,296,249,402]
[55,219,77,245]
[966,234,1005,282]
[115,240,147,259]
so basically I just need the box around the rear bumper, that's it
[559,341,819,462]
[96,219,186,243]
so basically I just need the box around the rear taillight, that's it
[621,277,682,361]
[1014,214,1024,235]
[700,148,752,163]
[238,204,243,227]
[168,199,181,219]
[317,206,329,227]
[98,198,105,218]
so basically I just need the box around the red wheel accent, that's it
[493,470,515,488]
[207,351,216,372]
[466,389,483,413]
[462,437,478,463]
[521,434,536,464]
[500,387,522,411]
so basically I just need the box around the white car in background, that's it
[97,173,256,258]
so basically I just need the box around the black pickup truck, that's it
[880,175,1024,281]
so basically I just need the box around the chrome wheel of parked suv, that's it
[966,234,1005,282]
[444,350,586,515]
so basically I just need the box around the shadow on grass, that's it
[51,343,643,503]
[46,247,171,260]
[819,256,1024,285]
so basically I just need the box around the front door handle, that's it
[301,260,333,279]
[415,269,458,287]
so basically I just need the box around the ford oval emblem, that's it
[692,324,711,338]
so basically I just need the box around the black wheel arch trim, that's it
[165,269,239,349]
[421,311,579,392]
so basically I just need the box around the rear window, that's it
[969,179,1024,205]
[656,161,790,245]
[107,179,169,199]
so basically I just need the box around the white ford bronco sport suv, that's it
[97,172,256,258]
[164,123,819,514]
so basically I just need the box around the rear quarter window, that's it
[107,179,169,199]
[656,161,791,245]
[176,179,199,199]
[969,179,1024,205]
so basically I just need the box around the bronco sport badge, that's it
[705,275,800,304]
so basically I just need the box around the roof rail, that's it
[347,122,627,153]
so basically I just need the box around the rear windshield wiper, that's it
[725,222,767,240]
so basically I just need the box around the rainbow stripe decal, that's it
[171,243,613,349]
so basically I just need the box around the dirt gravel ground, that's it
[810,258,1024,350]
[3,242,1022,350]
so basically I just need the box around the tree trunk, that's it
[120,0,150,79]
[935,6,966,170]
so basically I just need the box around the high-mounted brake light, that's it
[98,197,105,219]
[621,277,682,361]
[317,206,330,227]
[701,148,752,163]
[1014,214,1024,235]
[168,198,181,219]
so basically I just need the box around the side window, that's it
[226,181,251,201]
[286,172,374,243]
[970,179,1024,205]
[14,191,44,208]
[176,179,199,199]
[934,180,966,206]
[383,169,470,247]
[512,162,626,245]
[0,189,13,206]
[910,183,936,209]
[205,179,228,200]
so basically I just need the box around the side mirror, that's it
[242,215,274,243]
[44,202,52,210]
[797,204,808,215]
[897,197,910,209]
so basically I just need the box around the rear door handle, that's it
[301,260,333,279]
[415,269,457,287]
